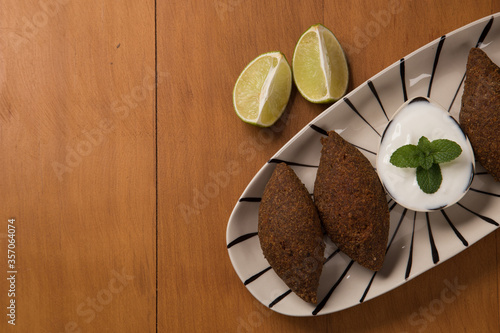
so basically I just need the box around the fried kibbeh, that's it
[258,163,325,304]
[459,48,500,181]
[314,131,389,271]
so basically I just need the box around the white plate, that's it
[226,13,500,317]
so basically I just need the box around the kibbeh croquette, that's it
[459,48,500,181]
[258,163,325,304]
[314,131,389,271]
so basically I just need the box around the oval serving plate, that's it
[226,13,500,317]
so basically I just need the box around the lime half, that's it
[233,52,292,127]
[292,24,349,103]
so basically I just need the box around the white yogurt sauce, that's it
[376,97,474,211]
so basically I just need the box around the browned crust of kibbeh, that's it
[313,131,389,271]
[459,47,500,181]
[258,163,325,304]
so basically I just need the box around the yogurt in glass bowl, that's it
[376,96,475,212]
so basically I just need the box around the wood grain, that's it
[0,1,156,332]
[0,0,499,332]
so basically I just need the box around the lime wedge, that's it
[233,52,292,127]
[292,24,349,103]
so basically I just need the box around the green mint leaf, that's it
[422,155,434,170]
[417,136,432,155]
[390,144,424,168]
[430,139,462,164]
[416,163,442,194]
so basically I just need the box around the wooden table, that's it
[0,1,498,332]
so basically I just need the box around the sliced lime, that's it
[233,52,292,127]
[293,24,349,103]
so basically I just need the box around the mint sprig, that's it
[390,136,462,194]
